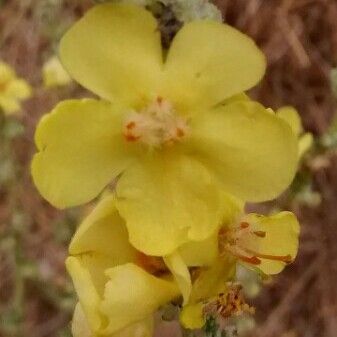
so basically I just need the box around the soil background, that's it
[0,1,337,337]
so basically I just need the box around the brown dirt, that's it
[0,1,337,337]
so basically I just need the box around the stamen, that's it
[176,127,185,138]
[204,284,255,319]
[238,246,293,264]
[218,221,293,266]
[125,134,140,142]
[222,245,261,265]
[240,222,250,229]
[122,96,189,147]
[126,121,136,130]
[253,230,266,238]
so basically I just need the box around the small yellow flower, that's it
[42,56,72,88]
[277,106,313,159]
[67,194,179,337]
[32,3,298,256]
[0,61,32,114]
[218,212,300,275]
[165,195,300,329]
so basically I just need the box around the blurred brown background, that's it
[0,1,337,337]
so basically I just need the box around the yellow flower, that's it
[42,55,72,88]
[277,106,313,159]
[32,3,298,256]
[165,195,300,328]
[0,61,32,114]
[67,194,180,337]
[72,303,154,337]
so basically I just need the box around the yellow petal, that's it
[164,251,191,304]
[179,232,219,267]
[276,106,302,136]
[116,152,222,255]
[72,304,154,337]
[67,259,168,335]
[111,317,154,337]
[67,194,140,298]
[60,3,162,107]
[5,79,32,99]
[69,194,137,266]
[0,62,15,84]
[189,258,236,304]
[180,258,236,329]
[298,133,313,158]
[178,193,242,268]
[189,101,298,202]
[222,92,250,106]
[72,303,94,337]
[0,95,20,114]
[180,302,205,329]
[68,194,137,293]
[66,257,103,333]
[100,263,179,334]
[241,212,300,274]
[43,56,72,88]
[163,21,265,112]
[32,99,133,208]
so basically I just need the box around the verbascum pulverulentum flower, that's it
[276,106,313,159]
[163,194,300,329]
[42,56,72,88]
[0,61,32,114]
[32,3,298,256]
[67,194,180,337]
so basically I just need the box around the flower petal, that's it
[0,95,20,114]
[60,3,162,107]
[189,258,236,304]
[0,62,15,83]
[66,257,104,332]
[116,152,222,255]
[189,101,298,202]
[178,193,242,267]
[72,303,154,337]
[72,303,93,337]
[180,303,205,329]
[100,263,179,334]
[5,79,32,99]
[111,317,154,337]
[180,258,236,329]
[162,22,265,112]
[179,232,219,267]
[32,99,133,208]
[276,106,302,136]
[241,212,300,274]
[164,251,191,304]
[299,133,313,158]
[43,56,72,88]
[70,194,137,266]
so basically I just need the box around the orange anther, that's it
[240,246,293,264]
[125,133,140,142]
[126,121,136,130]
[240,222,250,229]
[176,128,185,137]
[243,256,261,265]
[253,231,266,238]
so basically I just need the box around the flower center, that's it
[204,283,255,319]
[123,96,190,148]
[219,222,292,266]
